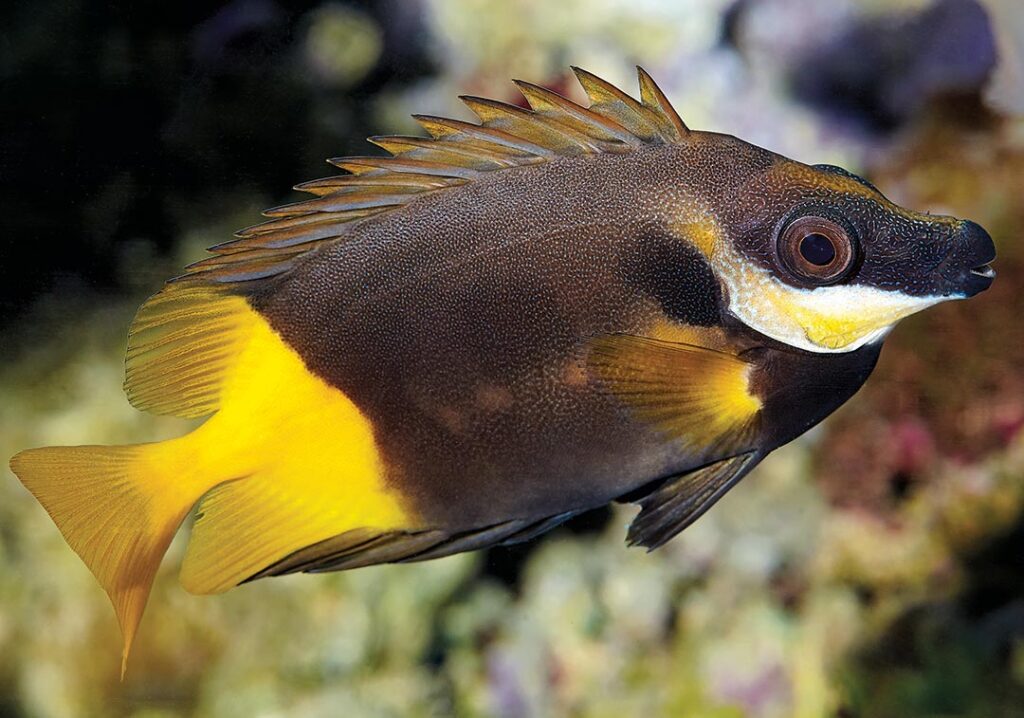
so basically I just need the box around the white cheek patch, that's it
[718,254,954,353]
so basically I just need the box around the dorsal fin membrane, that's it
[458,95,601,154]
[570,66,666,142]
[512,79,642,146]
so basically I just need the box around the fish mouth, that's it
[969,262,996,280]
[955,221,996,297]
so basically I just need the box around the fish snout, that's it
[941,220,996,297]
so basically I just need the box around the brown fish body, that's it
[8,68,993,669]
[257,139,868,528]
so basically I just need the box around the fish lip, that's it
[954,220,996,297]
[969,263,996,280]
[962,262,995,296]
[960,260,995,296]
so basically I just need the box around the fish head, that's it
[705,154,996,353]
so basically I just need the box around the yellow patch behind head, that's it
[674,219,722,259]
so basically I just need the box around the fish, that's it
[9,67,996,673]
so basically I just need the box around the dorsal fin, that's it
[126,67,691,418]
[180,66,690,286]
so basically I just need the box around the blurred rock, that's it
[304,4,383,88]
[789,0,997,131]
[980,0,1024,116]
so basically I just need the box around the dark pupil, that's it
[799,233,836,266]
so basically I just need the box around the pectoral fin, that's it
[626,451,761,550]
[587,333,762,456]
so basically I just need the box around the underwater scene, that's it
[2,1,1023,716]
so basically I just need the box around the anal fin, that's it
[180,464,411,594]
[626,451,760,550]
[250,511,581,579]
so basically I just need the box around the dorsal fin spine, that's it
[569,66,666,142]
[411,114,556,158]
[234,211,378,238]
[328,156,480,179]
[263,189,420,218]
[511,79,641,146]
[636,66,689,140]
[293,173,465,196]
[367,135,524,168]
[458,95,602,153]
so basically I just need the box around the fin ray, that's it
[180,469,411,594]
[637,66,689,140]
[626,452,760,549]
[124,284,255,418]
[9,442,204,676]
[587,333,761,457]
[251,511,582,579]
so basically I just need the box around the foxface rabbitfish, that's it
[10,67,996,672]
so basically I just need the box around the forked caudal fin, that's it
[10,285,414,674]
[9,441,204,678]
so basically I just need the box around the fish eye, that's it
[776,215,856,285]
[799,233,836,265]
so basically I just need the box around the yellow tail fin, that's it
[9,293,416,672]
[9,442,201,677]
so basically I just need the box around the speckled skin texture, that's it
[250,138,867,528]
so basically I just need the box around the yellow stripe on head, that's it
[777,161,962,229]
[663,162,963,354]
[722,266,945,352]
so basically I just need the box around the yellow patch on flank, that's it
[10,284,417,669]
[174,298,413,594]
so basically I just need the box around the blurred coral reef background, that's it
[2,0,1023,716]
